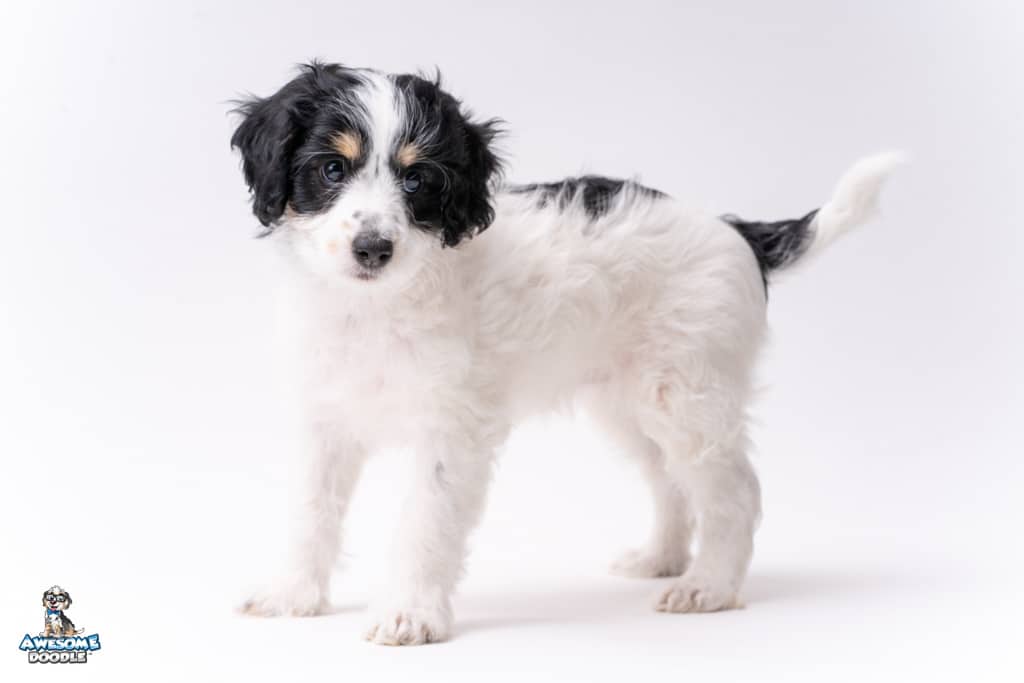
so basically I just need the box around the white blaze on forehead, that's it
[353,70,404,176]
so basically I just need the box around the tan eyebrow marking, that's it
[330,131,361,160]
[396,142,420,167]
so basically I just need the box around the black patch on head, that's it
[509,176,666,218]
[230,62,367,228]
[231,64,502,246]
[392,73,503,247]
[288,119,371,219]
[721,209,818,287]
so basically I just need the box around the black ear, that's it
[440,117,503,246]
[230,63,345,228]
[63,592,71,608]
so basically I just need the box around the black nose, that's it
[351,232,394,269]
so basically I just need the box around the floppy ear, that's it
[41,593,48,608]
[230,63,343,228]
[440,117,503,247]
[63,592,72,608]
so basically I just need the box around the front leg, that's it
[365,428,495,645]
[241,421,365,617]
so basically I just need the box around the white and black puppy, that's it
[231,62,900,645]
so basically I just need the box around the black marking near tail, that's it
[510,176,666,218]
[721,209,818,285]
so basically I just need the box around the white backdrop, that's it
[1,1,1021,681]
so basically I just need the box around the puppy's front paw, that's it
[365,601,452,646]
[611,547,690,578]
[238,577,327,617]
[654,573,740,613]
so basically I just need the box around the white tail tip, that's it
[807,151,906,258]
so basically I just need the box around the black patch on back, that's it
[510,176,666,218]
[721,209,818,286]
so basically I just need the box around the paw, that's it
[238,577,327,617]
[654,574,739,613]
[611,548,690,578]
[365,602,452,646]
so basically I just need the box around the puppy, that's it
[231,62,900,645]
[41,586,80,638]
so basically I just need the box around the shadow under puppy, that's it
[230,61,900,645]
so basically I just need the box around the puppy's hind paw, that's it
[610,548,689,578]
[238,578,327,618]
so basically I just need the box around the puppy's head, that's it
[231,62,502,289]
[43,586,71,611]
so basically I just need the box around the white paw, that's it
[238,577,327,617]
[610,548,690,578]
[365,602,452,646]
[654,574,739,613]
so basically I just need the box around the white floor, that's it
[2,415,1019,682]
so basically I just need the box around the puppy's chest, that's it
[298,318,469,438]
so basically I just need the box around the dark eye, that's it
[402,170,422,194]
[321,159,345,183]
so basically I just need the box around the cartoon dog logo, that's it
[41,586,82,638]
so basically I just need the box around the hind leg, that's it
[610,452,694,579]
[635,371,762,612]
[655,446,760,612]
[582,389,694,578]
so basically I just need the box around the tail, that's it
[722,152,905,281]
